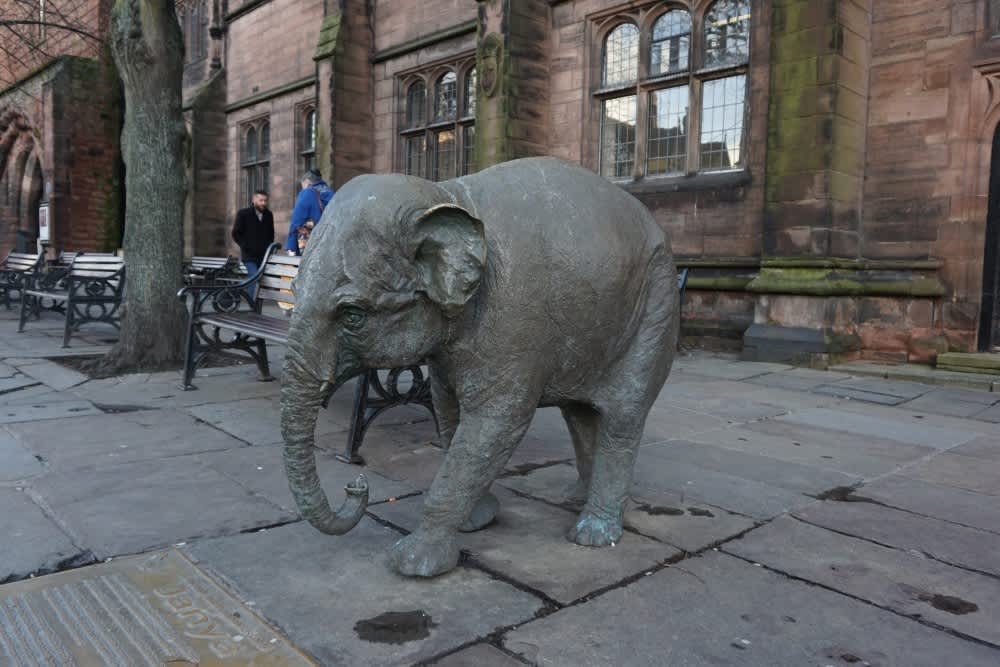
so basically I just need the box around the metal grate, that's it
[704,0,751,68]
[700,74,746,170]
[650,10,691,76]
[603,23,639,86]
[647,85,689,176]
[433,129,456,181]
[600,95,637,179]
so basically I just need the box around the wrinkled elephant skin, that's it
[280,157,680,577]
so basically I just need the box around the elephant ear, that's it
[413,204,486,315]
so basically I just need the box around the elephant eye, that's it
[342,308,367,329]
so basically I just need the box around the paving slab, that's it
[0,427,44,481]
[973,403,1000,423]
[900,452,1000,496]
[655,395,789,424]
[794,500,1000,577]
[726,516,1000,646]
[700,423,933,477]
[744,367,852,391]
[642,439,860,494]
[631,443,817,519]
[901,387,999,413]
[949,436,1000,462]
[640,405,729,444]
[818,377,934,401]
[72,367,284,410]
[187,397,349,447]
[371,486,678,605]
[359,420,446,489]
[672,357,791,381]
[777,407,979,449]
[0,488,86,583]
[12,359,89,390]
[859,475,1000,534]
[431,643,523,666]
[500,463,758,552]
[31,454,295,558]
[811,384,910,405]
[7,408,248,471]
[0,361,17,378]
[833,400,1000,439]
[195,445,416,513]
[0,375,38,395]
[504,551,1000,667]
[831,360,1000,391]
[186,520,543,666]
[0,394,100,424]
[0,549,312,665]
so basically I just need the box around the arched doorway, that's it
[19,157,43,248]
[980,123,1000,351]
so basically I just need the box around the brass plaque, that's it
[0,549,314,666]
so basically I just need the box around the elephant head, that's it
[280,175,486,535]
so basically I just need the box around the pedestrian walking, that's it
[286,169,334,256]
[231,189,274,300]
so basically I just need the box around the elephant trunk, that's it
[280,350,368,535]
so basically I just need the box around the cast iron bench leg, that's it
[337,371,372,465]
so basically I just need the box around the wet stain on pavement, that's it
[634,503,684,516]
[687,507,715,517]
[915,592,979,615]
[355,610,437,644]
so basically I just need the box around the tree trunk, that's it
[101,0,186,373]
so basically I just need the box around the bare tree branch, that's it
[0,19,105,44]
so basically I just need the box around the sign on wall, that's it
[38,201,49,242]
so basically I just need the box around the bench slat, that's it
[267,254,302,267]
[261,264,299,278]
[257,288,295,304]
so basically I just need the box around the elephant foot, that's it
[388,531,460,578]
[459,492,499,533]
[569,510,622,547]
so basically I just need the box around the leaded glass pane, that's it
[462,125,476,175]
[435,72,458,121]
[303,110,316,152]
[463,68,477,117]
[647,86,688,176]
[406,135,427,177]
[407,82,426,128]
[704,0,751,68]
[700,75,746,170]
[244,127,257,163]
[650,10,690,75]
[600,95,636,179]
[603,24,639,86]
[433,129,456,181]
[259,122,270,159]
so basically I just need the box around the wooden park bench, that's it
[0,250,43,309]
[178,243,434,463]
[18,254,126,347]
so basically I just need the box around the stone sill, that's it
[621,169,752,195]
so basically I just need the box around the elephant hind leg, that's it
[560,403,601,507]
[568,410,644,547]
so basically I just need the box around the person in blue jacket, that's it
[286,168,335,255]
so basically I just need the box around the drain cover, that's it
[0,549,314,666]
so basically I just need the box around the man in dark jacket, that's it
[232,190,274,298]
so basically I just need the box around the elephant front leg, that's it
[388,413,532,577]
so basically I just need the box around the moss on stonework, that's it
[747,267,946,297]
[314,13,343,61]
[315,124,330,182]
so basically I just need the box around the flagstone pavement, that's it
[1,307,999,666]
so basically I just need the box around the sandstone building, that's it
[3,1,1000,363]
